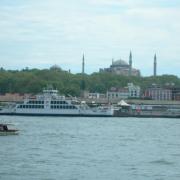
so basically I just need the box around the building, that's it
[128,83,141,98]
[173,92,180,101]
[99,52,140,77]
[0,93,30,102]
[144,87,172,100]
[107,87,129,99]
[88,93,106,99]
[107,83,141,99]
[171,87,180,101]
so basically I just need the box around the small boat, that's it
[0,124,19,136]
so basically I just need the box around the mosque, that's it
[99,52,141,77]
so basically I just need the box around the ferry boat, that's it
[0,88,114,117]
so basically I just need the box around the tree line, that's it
[0,67,180,96]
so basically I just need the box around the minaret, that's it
[82,54,85,74]
[112,58,114,65]
[81,54,85,92]
[154,54,157,77]
[129,51,132,76]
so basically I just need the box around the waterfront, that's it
[0,116,180,180]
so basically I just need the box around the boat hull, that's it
[0,130,19,136]
[0,112,113,117]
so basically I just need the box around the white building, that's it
[107,87,129,99]
[128,83,141,98]
[88,93,106,99]
[107,83,141,99]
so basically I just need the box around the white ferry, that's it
[0,88,114,117]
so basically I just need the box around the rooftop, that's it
[112,59,129,66]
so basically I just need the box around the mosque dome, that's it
[112,59,129,66]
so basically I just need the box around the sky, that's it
[0,0,180,76]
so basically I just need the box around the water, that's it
[0,116,180,180]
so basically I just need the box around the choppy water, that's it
[0,116,180,180]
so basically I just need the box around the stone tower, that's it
[129,51,132,76]
[154,54,157,77]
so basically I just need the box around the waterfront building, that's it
[99,52,140,77]
[107,87,129,99]
[144,86,172,100]
[128,83,141,98]
[0,93,30,102]
[107,83,141,99]
[171,87,180,101]
[173,92,180,101]
[88,93,106,99]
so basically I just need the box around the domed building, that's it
[99,52,140,77]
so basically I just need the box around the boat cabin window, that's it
[51,101,67,105]
[28,101,44,104]
[50,105,77,109]
[18,105,44,109]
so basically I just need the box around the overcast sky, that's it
[0,0,180,76]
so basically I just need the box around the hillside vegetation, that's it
[0,67,180,96]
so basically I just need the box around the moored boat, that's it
[0,124,19,136]
[0,87,114,117]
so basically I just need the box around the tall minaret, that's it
[82,53,85,74]
[112,58,114,65]
[154,54,157,77]
[129,51,132,76]
[81,54,85,92]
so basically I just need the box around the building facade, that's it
[171,88,180,101]
[88,93,106,99]
[0,93,30,102]
[107,83,141,100]
[144,87,172,100]
[128,83,141,98]
[107,87,129,99]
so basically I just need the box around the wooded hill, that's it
[0,67,180,96]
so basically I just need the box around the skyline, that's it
[0,0,180,76]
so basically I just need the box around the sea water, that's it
[0,116,180,180]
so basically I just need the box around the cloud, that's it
[0,0,180,76]
[90,0,180,8]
